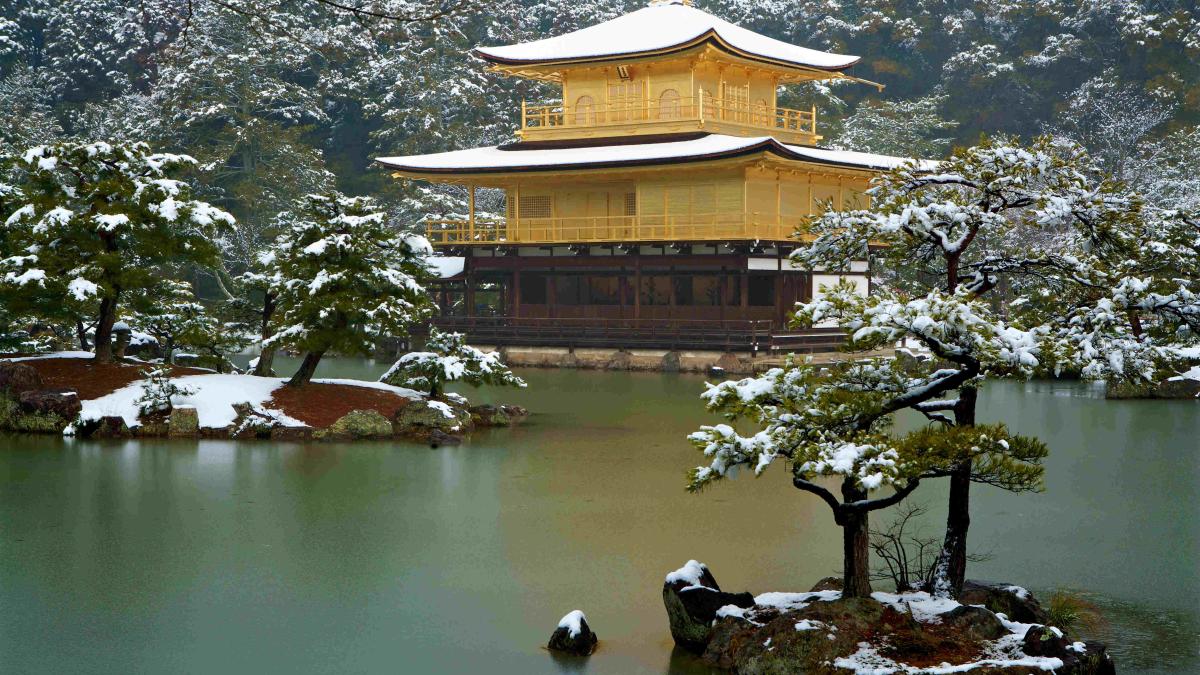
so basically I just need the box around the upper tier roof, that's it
[376,134,929,175]
[474,1,859,71]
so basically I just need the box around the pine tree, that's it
[265,192,435,386]
[785,135,1200,597]
[0,140,233,362]
[380,328,525,398]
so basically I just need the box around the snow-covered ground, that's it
[715,589,1079,674]
[3,353,426,435]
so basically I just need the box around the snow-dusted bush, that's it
[134,368,195,416]
[380,328,525,399]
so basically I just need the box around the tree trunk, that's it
[253,294,277,377]
[840,479,872,598]
[933,385,978,598]
[93,292,120,363]
[75,320,91,350]
[287,349,325,387]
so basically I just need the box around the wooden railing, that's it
[425,212,809,245]
[520,93,817,138]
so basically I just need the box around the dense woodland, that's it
[0,0,1198,366]
[3,0,1198,251]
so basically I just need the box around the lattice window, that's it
[518,195,552,218]
[623,192,637,216]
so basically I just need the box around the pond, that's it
[0,359,1196,674]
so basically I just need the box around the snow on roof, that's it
[377,135,932,175]
[475,1,858,71]
[426,256,465,279]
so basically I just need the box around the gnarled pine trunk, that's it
[933,385,978,598]
[93,291,120,363]
[840,479,872,598]
[287,349,325,387]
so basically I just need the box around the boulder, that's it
[809,576,843,592]
[18,389,81,420]
[270,425,314,442]
[959,580,1048,625]
[427,429,462,447]
[393,399,472,437]
[605,350,632,370]
[547,610,598,656]
[167,406,199,437]
[1022,623,1117,673]
[469,403,528,427]
[663,560,755,654]
[88,415,131,438]
[0,363,43,395]
[1156,377,1200,399]
[315,409,394,441]
[937,605,1007,641]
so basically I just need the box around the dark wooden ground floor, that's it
[424,251,865,353]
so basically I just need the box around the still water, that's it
[0,359,1196,674]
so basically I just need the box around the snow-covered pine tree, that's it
[265,192,435,386]
[770,135,1197,598]
[689,357,1047,599]
[0,141,234,362]
[380,327,525,398]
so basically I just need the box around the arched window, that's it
[573,95,595,126]
[658,88,681,120]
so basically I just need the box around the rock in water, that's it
[0,363,43,396]
[547,610,597,656]
[662,560,754,654]
[393,399,472,438]
[315,409,394,440]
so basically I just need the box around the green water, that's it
[0,360,1196,674]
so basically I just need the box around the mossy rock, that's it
[168,406,199,437]
[0,392,74,434]
[393,400,471,436]
[315,409,394,440]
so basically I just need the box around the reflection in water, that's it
[0,362,1196,673]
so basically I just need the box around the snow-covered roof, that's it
[427,256,465,279]
[377,135,931,175]
[475,1,858,71]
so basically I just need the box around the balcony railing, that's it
[519,92,817,141]
[424,212,810,246]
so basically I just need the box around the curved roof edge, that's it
[376,135,932,176]
[475,3,859,72]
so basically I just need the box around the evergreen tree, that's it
[265,192,435,386]
[380,328,526,398]
[0,141,233,362]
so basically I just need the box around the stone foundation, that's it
[477,346,880,375]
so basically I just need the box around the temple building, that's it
[377,0,916,357]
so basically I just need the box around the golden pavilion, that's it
[377,0,913,355]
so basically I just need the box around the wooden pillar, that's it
[668,266,677,320]
[464,255,475,318]
[512,268,521,318]
[467,184,476,240]
[634,257,642,320]
[740,268,749,318]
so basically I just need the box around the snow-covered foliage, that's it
[380,327,525,398]
[134,367,197,416]
[0,141,234,361]
[129,280,246,369]
[833,93,958,158]
[264,192,435,384]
